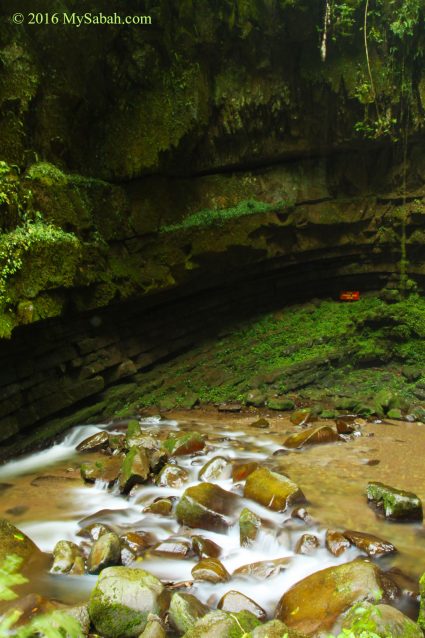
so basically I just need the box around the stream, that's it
[0,411,424,621]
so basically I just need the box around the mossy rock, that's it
[162,432,205,456]
[343,603,422,638]
[88,567,169,638]
[239,507,261,546]
[181,610,260,638]
[267,397,295,411]
[168,593,210,635]
[367,482,423,521]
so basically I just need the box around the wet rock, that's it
[343,530,397,557]
[233,557,291,580]
[176,483,239,532]
[51,540,84,574]
[335,417,357,434]
[152,539,192,559]
[367,482,423,521]
[120,532,154,565]
[239,508,261,546]
[138,614,166,638]
[109,434,126,453]
[191,557,230,583]
[169,593,210,634]
[284,425,340,449]
[191,535,221,559]
[198,456,232,482]
[181,610,260,638]
[148,449,168,473]
[155,463,189,488]
[343,603,422,638]
[78,523,114,541]
[232,461,258,482]
[290,409,316,426]
[246,390,266,407]
[268,398,295,411]
[218,402,242,412]
[143,498,174,516]
[88,532,121,574]
[0,519,43,567]
[163,432,205,456]
[250,619,303,638]
[244,468,304,512]
[275,559,399,635]
[218,590,266,621]
[325,530,350,557]
[295,534,320,555]
[125,420,142,447]
[88,567,169,638]
[386,567,419,599]
[80,457,122,486]
[77,431,109,453]
[63,604,91,635]
[291,507,313,524]
[250,417,270,428]
[119,447,150,493]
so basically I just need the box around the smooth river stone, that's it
[191,557,230,583]
[198,456,232,481]
[283,425,340,449]
[343,529,396,557]
[367,481,423,521]
[275,559,399,635]
[244,467,304,512]
[168,592,210,634]
[176,483,239,532]
[218,590,266,620]
[162,432,205,456]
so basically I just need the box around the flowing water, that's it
[0,411,424,616]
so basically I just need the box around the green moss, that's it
[160,199,290,233]
[26,162,67,187]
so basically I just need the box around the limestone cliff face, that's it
[0,0,425,334]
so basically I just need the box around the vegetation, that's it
[133,294,425,409]
[160,199,289,233]
[0,555,83,638]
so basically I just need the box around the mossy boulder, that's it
[275,559,399,635]
[367,482,423,521]
[176,483,239,532]
[168,593,210,635]
[119,447,150,493]
[181,610,260,638]
[343,603,422,638]
[0,519,43,567]
[267,398,295,411]
[283,425,340,449]
[88,566,169,638]
[244,468,304,512]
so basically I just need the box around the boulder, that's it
[0,519,43,567]
[192,557,230,583]
[367,482,423,521]
[119,447,150,493]
[138,614,166,638]
[239,508,261,546]
[343,530,396,557]
[244,468,304,512]
[275,559,399,635]
[284,426,340,449]
[88,567,169,638]
[162,432,205,456]
[143,498,174,516]
[176,483,239,532]
[245,390,266,407]
[168,593,210,634]
[218,590,266,620]
[88,532,121,574]
[80,457,122,486]
[181,610,260,638]
[198,457,232,482]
